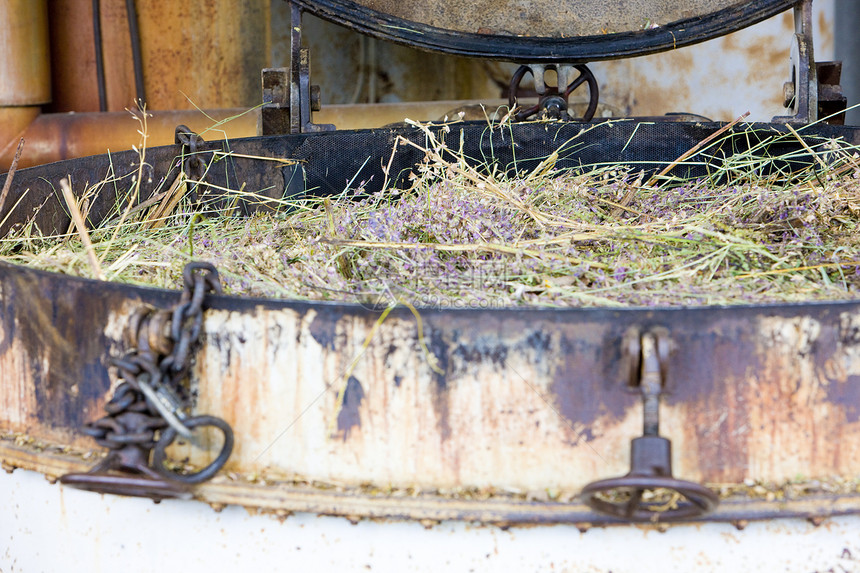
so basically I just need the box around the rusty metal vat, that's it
[1,119,859,518]
[3,256,860,521]
[2,0,860,570]
[2,120,860,569]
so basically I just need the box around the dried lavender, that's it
[3,130,860,308]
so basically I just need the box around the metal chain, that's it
[175,124,207,202]
[76,262,232,487]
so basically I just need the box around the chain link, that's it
[76,262,233,487]
[175,124,208,202]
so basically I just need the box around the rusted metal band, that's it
[292,0,795,62]
[2,439,859,527]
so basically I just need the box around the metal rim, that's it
[580,476,720,521]
[5,258,860,316]
[6,257,860,524]
[293,0,795,63]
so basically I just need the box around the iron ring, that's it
[152,415,234,485]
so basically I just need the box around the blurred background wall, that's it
[1,0,855,170]
[835,0,860,125]
[272,0,840,123]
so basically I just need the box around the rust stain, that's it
[740,313,860,480]
[781,11,793,32]
[336,375,365,441]
[823,313,860,423]
[817,10,834,53]
[745,34,788,76]
[427,325,452,442]
[666,49,695,76]
[625,52,694,117]
[662,317,754,483]
[195,308,278,467]
[721,30,739,52]
[550,326,635,442]
[4,270,112,433]
[309,307,338,350]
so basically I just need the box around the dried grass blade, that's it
[0,138,24,214]
[145,172,188,230]
[785,123,828,170]
[59,177,105,280]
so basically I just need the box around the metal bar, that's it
[2,440,859,526]
[289,2,303,134]
[639,334,661,437]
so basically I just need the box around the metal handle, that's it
[153,415,234,485]
[508,63,599,122]
[580,331,719,522]
[580,436,719,521]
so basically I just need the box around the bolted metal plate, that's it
[293,0,795,62]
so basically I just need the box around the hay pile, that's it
[3,117,860,308]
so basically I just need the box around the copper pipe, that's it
[47,0,100,113]
[1,109,258,170]
[0,0,51,170]
[1,100,515,171]
[0,0,51,106]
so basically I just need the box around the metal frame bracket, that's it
[772,0,846,125]
[261,2,335,135]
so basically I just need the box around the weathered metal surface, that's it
[101,0,272,110]
[295,0,795,62]
[601,7,834,121]
[2,261,860,521]
[3,124,860,522]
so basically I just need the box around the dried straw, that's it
[2,117,860,308]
